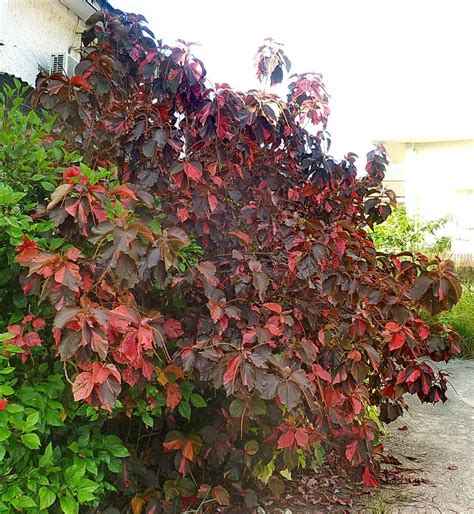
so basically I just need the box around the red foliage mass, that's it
[16,9,462,503]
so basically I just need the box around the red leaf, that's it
[288,188,300,201]
[386,321,401,332]
[398,425,409,431]
[263,302,282,314]
[223,355,240,386]
[389,332,405,351]
[208,300,224,323]
[406,369,421,383]
[207,193,218,212]
[163,319,183,338]
[229,231,250,246]
[418,324,430,340]
[166,382,182,409]
[294,427,309,448]
[70,75,93,92]
[345,440,359,463]
[72,372,95,401]
[183,161,203,182]
[32,318,45,330]
[311,364,331,382]
[54,262,82,292]
[265,321,282,336]
[362,466,379,487]
[277,429,295,449]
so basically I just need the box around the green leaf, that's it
[5,403,23,413]
[59,494,78,514]
[65,462,86,487]
[40,181,56,192]
[0,385,14,396]
[11,496,37,509]
[39,487,56,510]
[141,412,153,427]
[39,442,53,467]
[21,433,41,449]
[108,444,130,458]
[190,393,206,408]
[178,400,191,421]
[77,490,97,503]
[24,411,40,431]
[0,426,11,442]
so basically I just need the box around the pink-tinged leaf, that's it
[398,425,408,431]
[137,324,154,350]
[177,207,189,222]
[163,319,183,338]
[207,193,218,212]
[265,321,282,336]
[418,324,430,340]
[389,332,405,351]
[263,302,282,314]
[65,247,84,261]
[288,188,300,201]
[345,440,359,463]
[294,427,309,448]
[197,261,218,286]
[278,429,295,449]
[311,364,331,382]
[166,382,182,409]
[229,231,250,246]
[362,466,378,487]
[223,355,240,386]
[111,305,140,326]
[183,161,203,182]
[91,329,108,359]
[406,369,421,383]
[72,372,95,401]
[386,321,401,332]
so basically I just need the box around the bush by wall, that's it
[0,11,463,512]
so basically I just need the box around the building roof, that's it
[59,0,115,23]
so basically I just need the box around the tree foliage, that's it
[7,9,463,511]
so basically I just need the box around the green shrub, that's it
[439,282,474,358]
[0,85,129,512]
[370,205,451,257]
[0,332,129,513]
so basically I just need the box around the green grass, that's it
[439,277,474,359]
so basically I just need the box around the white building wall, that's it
[0,0,85,85]
[384,139,474,259]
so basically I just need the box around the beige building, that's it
[382,137,474,264]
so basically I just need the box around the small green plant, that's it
[370,205,451,257]
[0,81,80,204]
[0,333,129,513]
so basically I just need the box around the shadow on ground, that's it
[374,359,474,513]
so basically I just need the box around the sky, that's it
[111,0,474,160]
